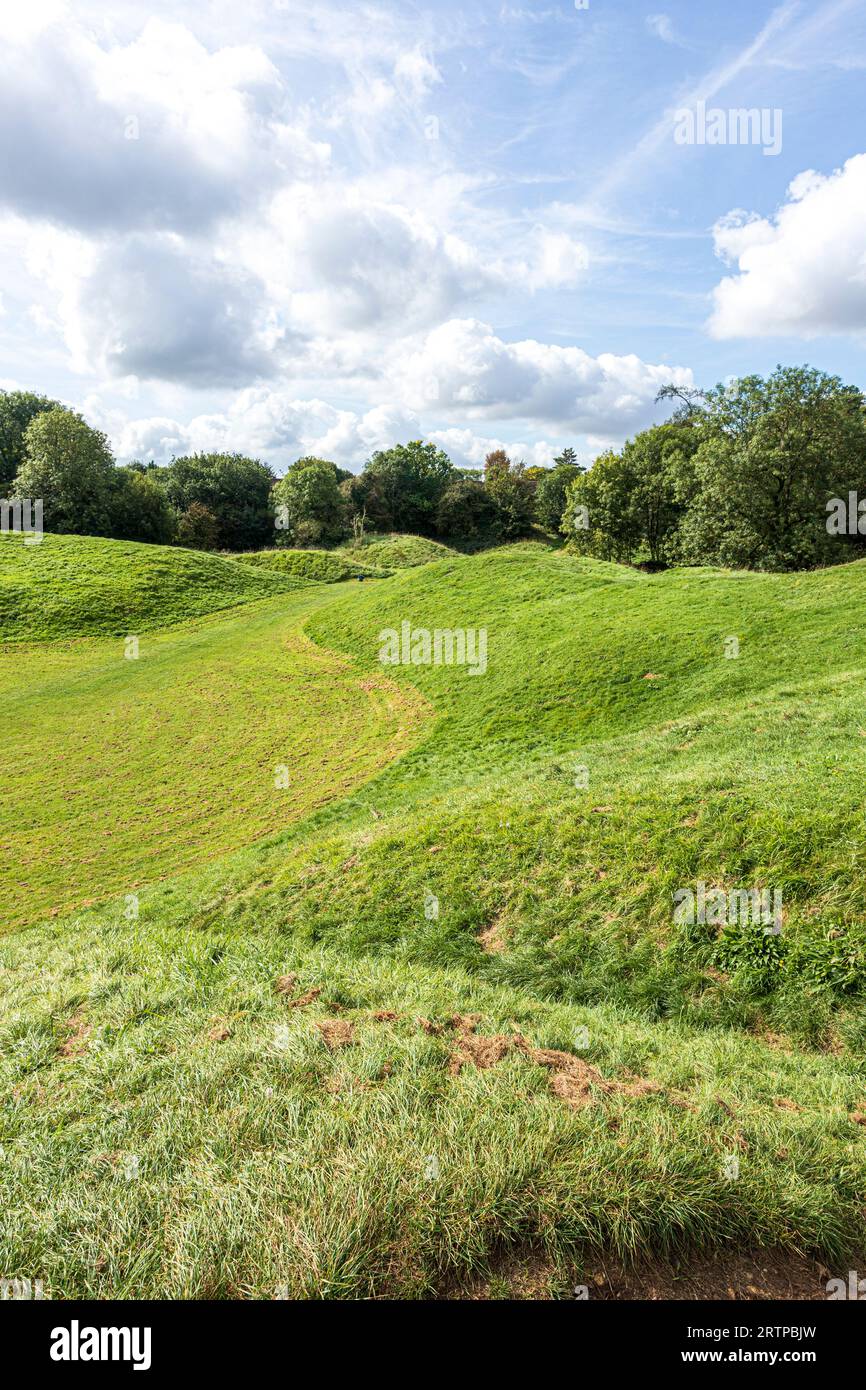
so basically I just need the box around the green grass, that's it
[336,533,458,569]
[0,587,427,927]
[1,915,862,1299]
[235,548,389,582]
[0,531,301,641]
[2,534,866,1297]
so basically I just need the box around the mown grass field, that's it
[2,534,865,1298]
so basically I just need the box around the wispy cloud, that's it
[646,14,682,47]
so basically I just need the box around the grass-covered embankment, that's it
[2,535,866,1296]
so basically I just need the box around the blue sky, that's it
[1,0,865,471]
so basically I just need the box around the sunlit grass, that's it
[3,536,866,1295]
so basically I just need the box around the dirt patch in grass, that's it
[286,987,322,1009]
[444,1244,857,1301]
[58,1010,91,1058]
[478,914,507,953]
[449,1033,516,1074]
[446,1025,683,1111]
[316,1019,355,1049]
[587,1250,854,1301]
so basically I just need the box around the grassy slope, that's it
[235,548,389,582]
[292,548,866,1042]
[0,586,428,928]
[0,531,302,641]
[2,538,865,1297]
[335,533,457,569]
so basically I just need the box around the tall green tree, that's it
[355,441,453,534]
[679,367,866,570]
[158,453,276,551]
[436,476,501,541]
[484,449,536,538]
[271,457,346,546]
[109,465,177,545]
[0,390,61,495]
[536,459,583,532]
[13,407,116,536]
[561,449,642,562]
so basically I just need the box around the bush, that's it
[177,502,221,550]
[483,450,535,538]
[109,466,177,545]
[436,477,501,541]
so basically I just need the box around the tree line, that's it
[0,391,581,552]
[3,364,866,571]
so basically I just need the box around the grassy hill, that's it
[336,533,458,569]
[236,548,389,583]
[0,531,302,641]
[1,534,865,1298]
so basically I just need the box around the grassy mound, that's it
[236,548,388,583]
[295,548,866,1044]
[0,531,301,641]
[338,533,458,569]
[2,537,866,1295]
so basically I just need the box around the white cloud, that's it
[395,319,693,431]
[0,16,327,234]
[429,427,558,469]
[95,390,421,470]
[0,3,698,460]
[256,184,501,334]
[90,388,564,473]
[708,153,866,338]
[646,14,679,45]
[393,48,442,99]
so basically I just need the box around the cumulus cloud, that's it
[0,16,328,234]
[92,388,563,473]
[708,154,866,338]
[0,4,692,455]
[97,390,421,470]
[395,319,693,431]
[68,235,281,385]
[239,185,588,338]
[260,186,501,334]
[428,427,558,469]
